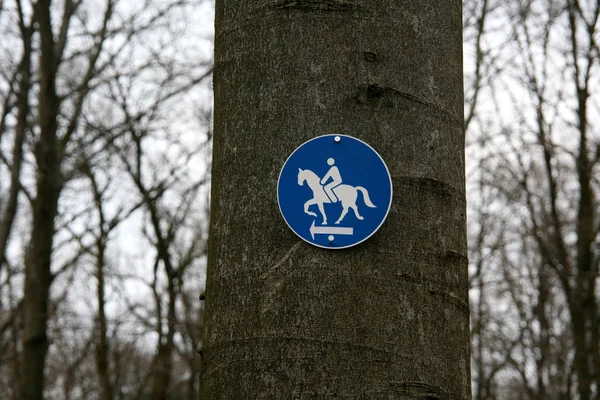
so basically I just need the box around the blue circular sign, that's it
[277,134,392,249]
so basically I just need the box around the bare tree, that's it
[0,0,213,398]
[115,109,209,399]
[465,0,600,398]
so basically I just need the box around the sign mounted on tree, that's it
[278,134,392,249]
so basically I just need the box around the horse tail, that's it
[356,186,376,208]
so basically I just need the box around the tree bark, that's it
[201,1,469,398]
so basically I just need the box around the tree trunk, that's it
[568,4,598,394]
[20,1,61,399]
[570,300,591,400]
[201,1,469,398]
[87,167,113,400]
[150,279,176,400]
[96,242,112,400]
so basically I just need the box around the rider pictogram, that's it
[321,158,342,203]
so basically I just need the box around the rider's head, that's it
[327,158,335,166]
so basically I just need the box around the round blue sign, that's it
[277,134,393,249]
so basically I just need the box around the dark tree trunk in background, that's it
[201,1,469,398]
[88,170,113,400]
[150,280,177,400]
[95,242,112,400]
[20,1,61,399]
[18,0,110,396]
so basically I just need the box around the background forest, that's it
[0,0,599,399]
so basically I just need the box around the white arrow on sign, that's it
[310,220,354,240]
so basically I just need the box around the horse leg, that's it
[317,202,328,225]
[351,204,364,220]
[304,199,317,217]
[335,206,349,224]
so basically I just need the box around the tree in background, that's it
[0,0,212,398]
[465,0,600,398]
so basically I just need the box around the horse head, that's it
[297,168,305,186]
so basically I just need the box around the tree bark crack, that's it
[353,84,460,125]
[261,241,303,278]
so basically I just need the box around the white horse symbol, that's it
[297,168,376,225]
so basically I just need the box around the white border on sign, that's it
[277,134,393,250]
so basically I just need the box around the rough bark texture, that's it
[201,1,469,398]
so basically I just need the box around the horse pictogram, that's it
[297,167,376,226]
